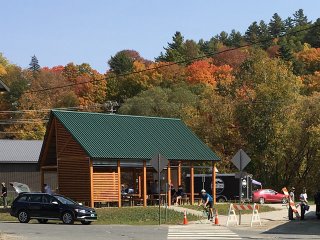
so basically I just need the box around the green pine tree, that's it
[156,31,186,63]
[28,55,40,72]
[293,9,309,26]
[268,13,285,37]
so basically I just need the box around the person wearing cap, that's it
[1,182,7,208]
[288,187,295,220]
[199,189,214,220]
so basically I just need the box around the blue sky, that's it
[1,0,320,73]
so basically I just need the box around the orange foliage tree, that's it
[186,59,235,94]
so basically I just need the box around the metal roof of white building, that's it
[0,140,42,163]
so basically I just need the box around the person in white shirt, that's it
[299,188,308,204]
[299,188,308,220]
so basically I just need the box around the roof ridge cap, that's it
[52,110,181,121]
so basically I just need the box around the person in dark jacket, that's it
[174,185,185,205]
[314,190,320,219]
[1,182,7,208]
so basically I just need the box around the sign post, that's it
[231,149,251,225]
[151,153,168,225]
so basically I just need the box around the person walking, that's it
[1,182,7,208]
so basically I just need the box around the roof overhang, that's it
[0,161,38,164]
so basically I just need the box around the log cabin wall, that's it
[93,171,119,203]
[55,119,91,204]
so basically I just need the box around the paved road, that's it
[0,222,243,240]
[168,224,241,239]
[232,209,320,239]
[1,205,319,240]
[0,222,168,240]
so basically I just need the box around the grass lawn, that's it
[180,203,278,215]
[0,207,198,225]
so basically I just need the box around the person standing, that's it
[1,182,7,208]
[299,188,308,220]
[43,184,52,195]
[288,187,295,220]
[315,190,320,219]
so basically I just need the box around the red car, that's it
[253,189,288,204]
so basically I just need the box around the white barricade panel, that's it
[226,204,238,226]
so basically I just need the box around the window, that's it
[55,196,77,205]
[28,195,43,203]
[42,195,56,204]
[16,195,28,203]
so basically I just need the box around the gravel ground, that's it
[0,232,19,240]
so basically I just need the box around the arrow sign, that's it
[150,153,168,173]
[231,149,251,171]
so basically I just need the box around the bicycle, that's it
[200,204,215,222]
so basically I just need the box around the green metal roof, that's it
[51,110,220,161]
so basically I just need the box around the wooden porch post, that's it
[190,162,194,205]
[89,159,94,208]
[143,160,147,207]
[138,175,142,198]
[167,162,171,207]
[133,168,136,191]
[177,161,182,186]
[212,161,216,205]
[117,160,122,208]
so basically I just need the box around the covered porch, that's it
[39,110,220,207]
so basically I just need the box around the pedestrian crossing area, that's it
[167,225,242,240]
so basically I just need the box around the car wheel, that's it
[218,197,226,203]
[38,219,48,224]
[62,212,74,224]
[81,221,92,225]
[281,198,288,204]
[259,198,265,204]
[18,210,30,223]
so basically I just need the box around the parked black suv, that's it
[10,193,97,224]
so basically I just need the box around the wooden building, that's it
[39,110,220,207]
[0,140,56,198]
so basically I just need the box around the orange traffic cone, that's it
[183,210,188,225]
[214,210,219,225]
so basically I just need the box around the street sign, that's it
[231,149,251,171]
[151,153,168,173]
[231,149,251,225]
[150,153,169,225]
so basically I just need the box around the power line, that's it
[0,25,316,122]
[0,105,101,114]
[24,24,320,94]
[0,97,298,115]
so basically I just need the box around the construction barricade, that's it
[282,187,300,219]
[226,203,262,227]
